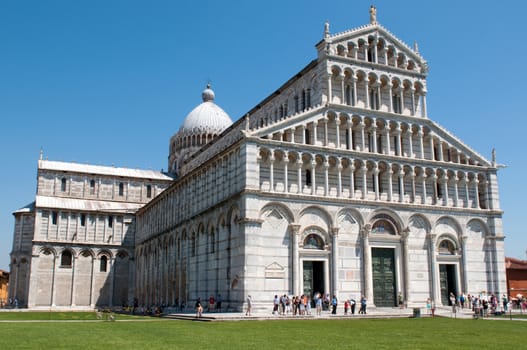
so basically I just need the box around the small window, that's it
[305,129,311,145]
[89,180,96,194]
[61,177,67,192]
[52,211,58,225]
[100,256,108,272]
[118,182,124,196]
[80,214,86,227]
[108,215,114,228]
[61,251,72,267]
[146,185,152,198]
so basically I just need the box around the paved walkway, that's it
[164,306,527,322]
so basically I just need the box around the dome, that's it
[177,84,232,138]
[168,84,233,176]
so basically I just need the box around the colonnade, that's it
[259,146,489,209]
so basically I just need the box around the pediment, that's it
[321,24,427,74]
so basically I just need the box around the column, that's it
[407,129,413,158]
[339,74,345,104]
[410,88,416,116]
[331,228,340,297]
[460,235,469,294]
[385,128,391,155]
[410,169,416,203]
[352,78,358,106]
[365,81,370,109]
[335,119,341,148]
[323,118,328,146]
[473,178,480,208]
[290,128,296,143]
[297,159,302,194]
[347,121,353,150]
[441,173,449,206]
[373,163,380,200]
[421,175,427,205]
[464,174,470,207]
[438,141,444,161]
[422,92,428,117]
[388,83,393,112]
[387,164,393,202]
[371,122,377,153]
[361,225,374,305]
[269,153,275,192]
[397,169,405,202]
[418,127,425,159]
[453,174,459,207]
[313,121,318,145]
[428,233,437,303]
[311,160,316,195]
[284,154,289,193]
[400,88,405,114]
[401,228,410,304]
[349,163,355,199]
[337,161,342,197]
[361,164,367,200]
[289,224,301,297]
[428,133,435,160]
[359,120,366,151]
[432,173,438,205]
[395,124,402,156]
[301,125,306,144]
[323,157,329,196]
[327,73,332,104]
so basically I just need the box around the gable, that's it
[321,24,428,75]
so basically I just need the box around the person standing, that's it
[315,293,322,316]
[359,295,367,314]
[246,295,253,316]
[195,298,203,318]
[331,295,338,315]
[216,294,222,313]
[208,295,215,312]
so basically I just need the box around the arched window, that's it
[100,255,108,272]
[303,234,324,249]
[118,182,124,196]
[61,177,67,192]
[146,185,152,198]
[371,218,396,235]
[61,250,72,267]
[89,180,96,194]
[438,240,456,255]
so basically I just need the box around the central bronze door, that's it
[372,248,396,306]
[303,261,324,297]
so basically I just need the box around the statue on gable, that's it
[369,5,377,24]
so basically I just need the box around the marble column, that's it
[361,225,374,305]
[331,227,339,298]
[289,224,301,297]
[427,233,437,303]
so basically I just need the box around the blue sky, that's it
[0,0,526,271]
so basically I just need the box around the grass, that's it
[0,311,144,321]
[0,315,525,349]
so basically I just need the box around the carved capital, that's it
[289,224,301,235]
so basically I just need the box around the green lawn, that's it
[0,315,524,349]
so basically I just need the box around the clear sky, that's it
[0,0,526,271]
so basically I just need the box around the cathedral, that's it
[9,8,507,310]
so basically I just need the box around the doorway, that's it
[439,264,457,305]
[372,248,396,307]
[303,261,324,298]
